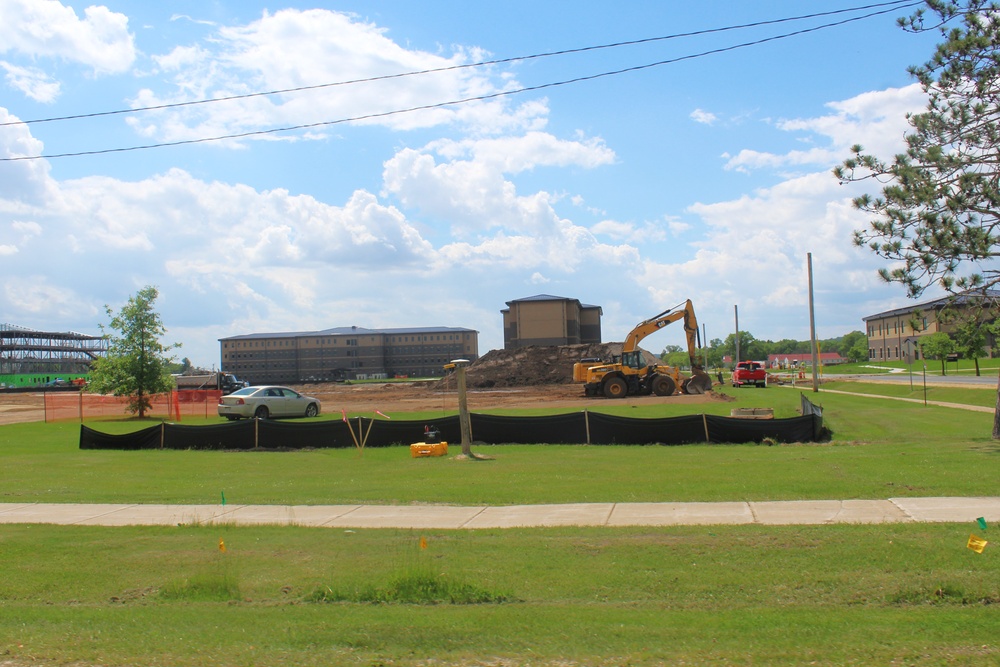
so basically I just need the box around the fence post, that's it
[160,422,165,449]
[584,410,591,445]
[702,413,710,443]
[254,418,259,449]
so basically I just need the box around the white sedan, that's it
[217,386,322,420]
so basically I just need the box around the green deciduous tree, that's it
[722,331,762,365]
[953,318,986,375]
[839,331,869,363]
[920,332,957,375]
[88,286,180,418]
[834,0,1000,435]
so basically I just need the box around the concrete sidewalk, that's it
[1,497,998,529]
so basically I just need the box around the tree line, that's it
[659,331,869,371]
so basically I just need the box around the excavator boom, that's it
[574,299,713,397]
[623,299,703,372]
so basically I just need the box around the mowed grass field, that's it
[2,383,1000,666]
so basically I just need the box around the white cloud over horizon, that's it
[0,2,939,366]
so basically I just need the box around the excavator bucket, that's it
[682,370,713,395]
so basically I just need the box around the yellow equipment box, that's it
[410,441,448,458]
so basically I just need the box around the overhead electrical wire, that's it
[1,0,919,128]
[0,0,922,162]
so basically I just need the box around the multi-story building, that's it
[863,292,999,362]
[220,325,478,384]
[501,294,602,349]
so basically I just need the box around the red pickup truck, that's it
[731,361,768,388]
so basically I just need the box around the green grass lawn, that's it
[819,356,1000,376]
[822,379,998,408]
[3,386,1000,665]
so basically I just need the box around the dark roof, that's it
[503,295,602,312]
[219,325,477,342]
[863,290,1000,321]
[506,294,574,304]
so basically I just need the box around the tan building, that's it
[863,293,998,362]
[501,295,602,349]
[220,325,479,384]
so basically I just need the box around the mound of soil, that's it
[437,344,661,389]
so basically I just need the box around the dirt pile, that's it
[437,344,661,389]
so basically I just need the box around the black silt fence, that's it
[80,399,823,450]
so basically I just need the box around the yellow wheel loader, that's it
[573,300,714,398]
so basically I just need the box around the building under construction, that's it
[0,323,107,387]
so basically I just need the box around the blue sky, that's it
[0,0,944,367]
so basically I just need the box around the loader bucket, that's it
[682,371,713,395]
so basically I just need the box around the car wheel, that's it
[254,405,269,420]
[305,403,318,418]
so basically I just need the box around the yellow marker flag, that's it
[219,538,227,553]
[967,534,988,554]
[419,536,428,550]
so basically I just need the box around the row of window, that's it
[224,333,473,350]
[869,346,922,360]
[867,318,929,337]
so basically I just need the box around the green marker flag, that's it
[221,491,226,506]
[977,517,988,531]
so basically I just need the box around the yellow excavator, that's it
[573,299,714,398]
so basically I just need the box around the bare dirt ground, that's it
[0,393,46,425]
[0,344,732,425]
[0,381,729,426]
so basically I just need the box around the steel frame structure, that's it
[0,323,107,375]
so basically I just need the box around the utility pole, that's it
[734,305,740,366]
[445,358,490,460]
[808,253,819,393]
[702,323,708,370]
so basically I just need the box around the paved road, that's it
[825,371,997,387]
[1,498,998,529]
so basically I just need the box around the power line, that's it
[0,0,919,129]
[1,1,921,162]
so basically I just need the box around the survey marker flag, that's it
[967,534,988,554]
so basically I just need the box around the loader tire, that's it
[603,376,629,399]
[651,375,676,397]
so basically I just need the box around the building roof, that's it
[502,294,602,312]
[219,325,477,342]
[863,290,1000,321]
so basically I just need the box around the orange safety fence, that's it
[44,390,224,422]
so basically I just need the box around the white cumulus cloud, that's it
[0,0,135,76]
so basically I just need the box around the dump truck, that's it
[173,372,248,395]
[573,300,714,398]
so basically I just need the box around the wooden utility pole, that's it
[455,360,473,456]
[808,253,819,392]
[734,305,740,365]
[446,358,488,459]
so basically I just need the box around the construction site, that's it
[0,323,107,388]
